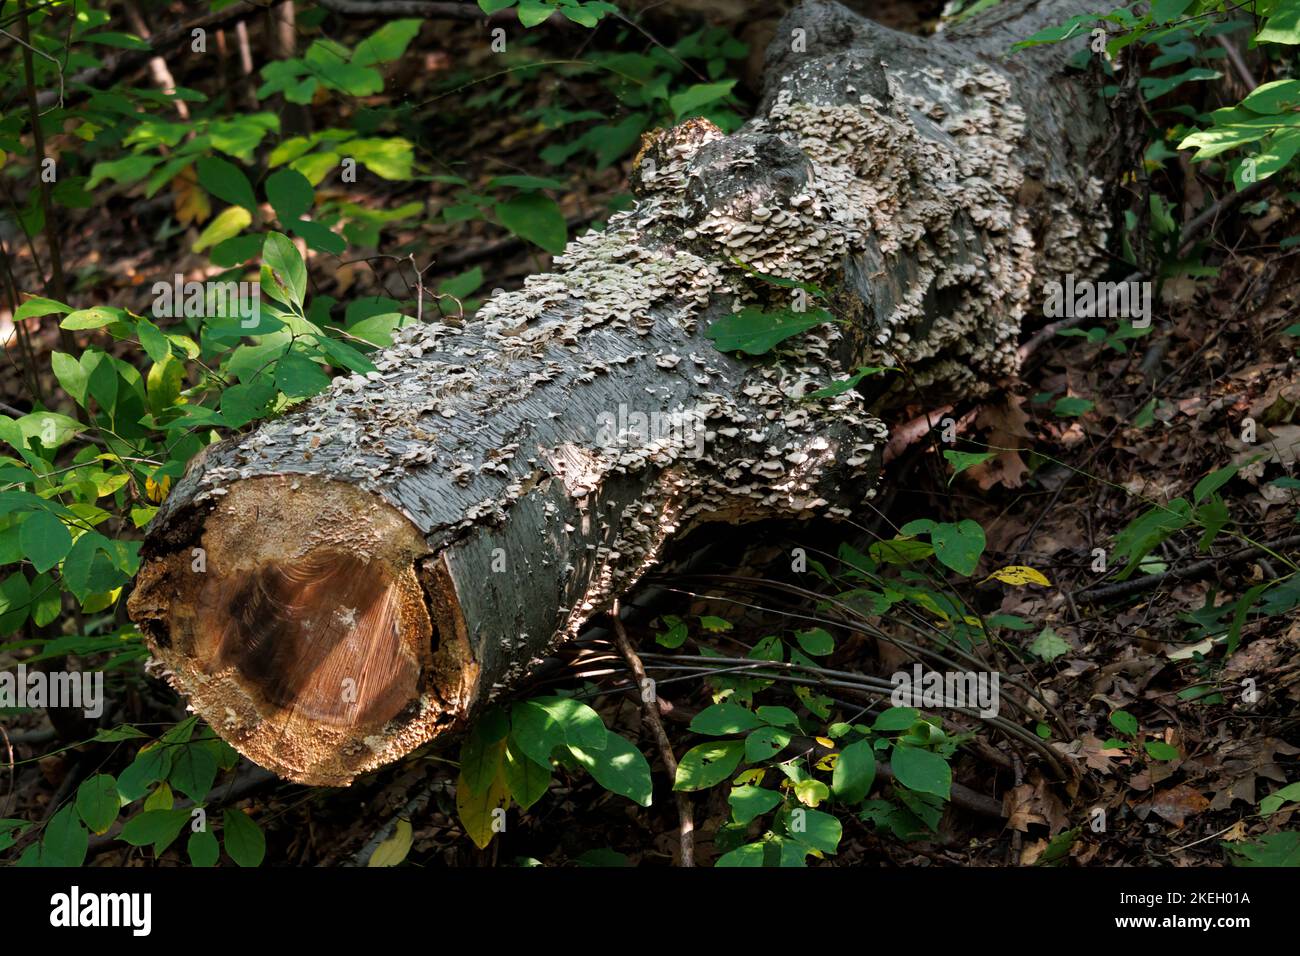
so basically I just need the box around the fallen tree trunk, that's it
[128,0,1114,785]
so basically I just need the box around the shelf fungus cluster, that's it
[128,0,1111,785]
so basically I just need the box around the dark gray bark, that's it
[128,0,1113,785]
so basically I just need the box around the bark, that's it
[128,0,1115,785]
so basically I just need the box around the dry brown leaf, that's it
[1145,785,1210,827]
[171,166,211,227]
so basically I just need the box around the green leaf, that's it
[873,707,918,731]
[670,80,736,118]
[568,732,653,806]
[261,232,307,310]
[831,739,876,804]
[706,305,831,355]
[61,306,126,330]
[14,297,72,321]
[1029,626,1070,661]
[1225,831,1300,866]
[20,510,71,573]
[795,627,834,656]
[87,354,118,414]
[1260,781,1300,816]
[786,807,841,854]
[655,615,688,648]
[1193,463,1239,503]
[930,520,986,577]
[222,808,266,867]
[1052,396,1094,417]
[509,699,566,766]
[517,1,554,27]
[438,267,484,300]
[118,808,191,855]
[211,232,264,266]
[1150,0,1194,22]
[943,450,995,481]
[42,804,88,867]
[529,696,607,751]
[86,154,160,190]
[890,745,951,799]
[266,168,315,223]
[729,785,782,824]
[756,706,800,728]
[169,741,219,801]
[188,828,220,867]
[1112,499,1192,580]
[745,726,792,762]
[93,724,148,743]
[1144,740,1180,762]
[495,193,567,254]
[117,743,173,803]
[715,840,772,867]
[348,138,415,180]
[458,730,505,795]
[353,20,423,66]
[1109,710,1138,736]
[274,351,330,398]
[503,741,551,812]
[81,30,151,50]
[136,317,170,363]
[1259,2,1300,44]
[75,774,120,835]
[673,740,745,791]
[689,702,765,735]
[1242,79,1300,115]
[197,155,257,211]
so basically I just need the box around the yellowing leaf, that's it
[982,565,1052,587]
[144,782,174,812]
[146,474,171,503]
[456,769,508,850]
[193,205,252,253]
[367,819,413,867]
[80,588,121,614]
[733,768,766,787]
[815,753,838,772]
[815,737,836,749]
[794,779,829,808]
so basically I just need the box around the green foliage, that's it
[453,695,653,851]
[1013,0,1300,195]
[15,720,259,867]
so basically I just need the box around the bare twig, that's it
[610,600,694,867]
[1077,532,1300,604]
[1215,34,1258,92]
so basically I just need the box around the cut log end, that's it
[128,475,477,785]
